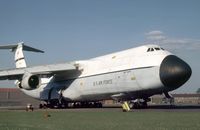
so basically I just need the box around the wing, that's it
[0,62,81,80]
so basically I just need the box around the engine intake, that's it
[20,73,40,90]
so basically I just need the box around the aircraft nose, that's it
[160,55,192,90]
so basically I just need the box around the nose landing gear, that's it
[163,92,175,106]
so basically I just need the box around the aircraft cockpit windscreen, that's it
[147,47,164,52]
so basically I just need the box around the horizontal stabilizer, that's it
[0,42,44,53]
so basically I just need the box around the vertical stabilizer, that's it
[15,43,26,68]
[0,42,44,68]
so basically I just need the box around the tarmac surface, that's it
[1,104,200,112]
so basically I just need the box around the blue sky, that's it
[0,0,200,93]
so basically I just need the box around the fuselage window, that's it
[161,48,165,50]
[147,48,151,52]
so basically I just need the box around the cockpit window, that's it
[147,48,154,52]
[155,48,160,50]
[147,47,164,52]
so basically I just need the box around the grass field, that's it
[0,109,200,130]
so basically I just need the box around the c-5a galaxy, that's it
[0,42,191,111]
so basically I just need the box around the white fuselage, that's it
[21,45,172,101]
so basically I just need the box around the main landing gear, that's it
[120,98,150,112]
[39,101,103,109]
[39,99,68,109]
[72,102,103,108]
[130,98,150,109]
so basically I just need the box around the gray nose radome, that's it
[160,55,192,90]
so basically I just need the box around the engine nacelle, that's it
[20,73,40,90]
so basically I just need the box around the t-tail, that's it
[0,42,44,68]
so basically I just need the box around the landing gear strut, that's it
[164,92,175,106]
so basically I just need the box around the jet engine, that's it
[19,73,40,90]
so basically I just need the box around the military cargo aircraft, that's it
[0,42,192,111]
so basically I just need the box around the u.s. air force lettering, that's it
[93,79,113,86]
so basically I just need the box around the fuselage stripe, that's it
[54,66,156,82]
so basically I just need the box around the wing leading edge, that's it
[0,62,80,80]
